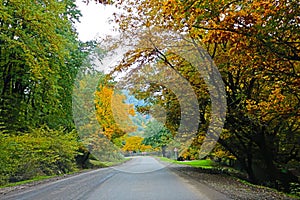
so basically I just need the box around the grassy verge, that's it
[157,156,218,169]
[158,156,245,177]
[89,157,131,168]
[0,175,56,188]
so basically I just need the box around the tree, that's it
[143,120,173,157]
[95,81,136,140]
[105,0,299,192]
[0,0,95,184]
[0,0,84,131]
[122,135,151,153]
[73,71,137,161]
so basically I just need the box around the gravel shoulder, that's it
[165,162,298,200]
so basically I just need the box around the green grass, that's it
[0,175,55,188]
[89,158,130,167]
[157,157,217,169]
[180,160,217,168]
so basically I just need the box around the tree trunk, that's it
[239,157,257,183]
[255,128,279,188]
[161,145,167,157]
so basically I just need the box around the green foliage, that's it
[143,120,173,156]
[182,160,217,168]
[0,126,79,185]
[0,175,55,188]
[0,0,84,131]
[0,0,108,187]
[289,182,300,197]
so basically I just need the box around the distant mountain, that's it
[122,90,151,137]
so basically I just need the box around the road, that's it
[2,157,230,200]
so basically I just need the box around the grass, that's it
[158,156,218,169]
[89,157,130,167]
[180,160,217,168]
[0,175,55,188]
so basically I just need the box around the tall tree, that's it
[0,0,83,131]
[95,81,136,140]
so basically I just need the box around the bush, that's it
[0,126,79,185]
[290,182,300,197]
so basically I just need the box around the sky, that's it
[75,0,123,73]
[75,0,118,42]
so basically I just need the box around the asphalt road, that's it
[3,157,230,200]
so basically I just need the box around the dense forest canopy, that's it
[0,0,83,131]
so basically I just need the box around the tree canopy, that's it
[143,120,173,157]
[0,0,84,131]
[105,0,300,192]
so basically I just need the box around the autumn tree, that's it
[93,81,137,160]
[122,135,151,153]
[73,67,136,162]
[95,82,136,140]
[104,0,300,192]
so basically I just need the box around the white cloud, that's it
[75,0,118,42]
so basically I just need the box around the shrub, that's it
[0,126,79,185]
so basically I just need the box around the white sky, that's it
[75,0,118,42]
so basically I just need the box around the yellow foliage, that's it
[122,136,152,152]
[94,84,136,140]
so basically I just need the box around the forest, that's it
[0,0,299,196]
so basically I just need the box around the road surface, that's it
[2,157,230,200]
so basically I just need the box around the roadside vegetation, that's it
[0,0,126,187]
[158,157,218,169]
[0,175,55,189]
[158,157,299,198]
